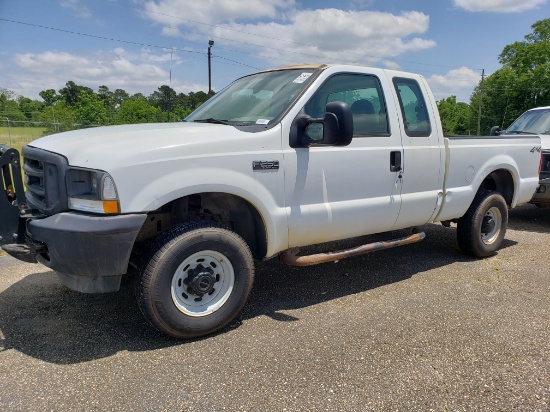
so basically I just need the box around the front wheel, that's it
[137,221,254,339]
[457,190,508,258]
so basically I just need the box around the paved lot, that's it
[0,204,548,411]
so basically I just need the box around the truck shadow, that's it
[508,203,550,234]
[0,223,517,364]
[245,224,517,323]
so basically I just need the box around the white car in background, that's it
[494,107,550,208]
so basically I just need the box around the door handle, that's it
[390,151,402,172]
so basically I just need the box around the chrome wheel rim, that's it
[481,207,502,245]
[171,250,234,317]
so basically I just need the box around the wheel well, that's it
[135,193,268,259]
[478,169,514,206]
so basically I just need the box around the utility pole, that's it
[51,105,57,133]
[168,48,173,122]
[477,69,485,135]
[208,40,214,95]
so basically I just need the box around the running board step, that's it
[279,232,426,267]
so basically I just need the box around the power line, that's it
[0,16,481,75]
[0,18,204,56]
[0,17,266,77]
[212,55,260,70]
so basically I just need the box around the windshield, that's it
[186,69,318,126]
[507,108,550,135]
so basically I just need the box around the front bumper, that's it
[20,212,146,277]
[530,179,550,207]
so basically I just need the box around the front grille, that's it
[22,146,69,215]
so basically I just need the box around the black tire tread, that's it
[456,190,508,258]
[136,220,254,339]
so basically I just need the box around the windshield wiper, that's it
[505,130,533,135]
[193,118,232,125]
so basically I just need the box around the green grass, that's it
[0,127,49,154]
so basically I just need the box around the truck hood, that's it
[28,122,260,170]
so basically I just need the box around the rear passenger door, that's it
[391,76,444,228]
[284,72,404,247]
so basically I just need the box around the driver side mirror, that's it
[290,101,353,148]
[490,126,501,136]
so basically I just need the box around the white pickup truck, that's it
[491,106,550,207]
[0,64,541,339]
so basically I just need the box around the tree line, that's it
[0,82,212,133]
[2,18,549,136]
[437,18,550,136]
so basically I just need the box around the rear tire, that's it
[457,190,508,258]
[137,221,254,339]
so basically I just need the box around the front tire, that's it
[457,190,508,258]
[137,221,254,339]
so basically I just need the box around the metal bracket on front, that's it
[0,145,27,246]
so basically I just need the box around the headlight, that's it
[66,168,120,214]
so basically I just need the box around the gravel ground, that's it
[0,204,548,411]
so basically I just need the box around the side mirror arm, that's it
[490,126,501,136]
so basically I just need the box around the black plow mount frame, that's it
[0,145,28,253]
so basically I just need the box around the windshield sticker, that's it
[293,72,313,84]
[256,119,270,125]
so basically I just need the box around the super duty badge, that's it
[253,160,279,171]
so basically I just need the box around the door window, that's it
[393,78,431,137]
[303,74,390,136]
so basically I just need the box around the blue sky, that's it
[1,0,548,102]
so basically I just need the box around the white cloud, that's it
[453,0,549,13]
[9,49,205,99]
[141,2,436,67]
[383,60,401,70]
[141,0,295,25]
[227,10,434,66]
[59,0,92,19]
[426,66,480,102]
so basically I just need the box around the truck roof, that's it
[259,63,424,78]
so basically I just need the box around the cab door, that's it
[391,76,445,229]
[283,72,404,248]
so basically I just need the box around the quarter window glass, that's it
[393,78,431,137]
[304,74,389,136]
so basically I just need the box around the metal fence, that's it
[0,119,96,147]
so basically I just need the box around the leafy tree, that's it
[6,81,214,129]
[39,89,60,107]
[437,96,470,135]
[59,81,93,106]
[171,105,194,121]
[97,85,117,124]
[17,96,45,123]
[113,88,129,108]
[39,101,76,132]
[0,87,26,125]
[186,91,210,110]
[149,85,176,111]
[75,90,107,126]
[499,19,550,72]
[114,98,158,125]
[470,18,550,133]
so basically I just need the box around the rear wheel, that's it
[457,190,508,258]
[137,221,254,339]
